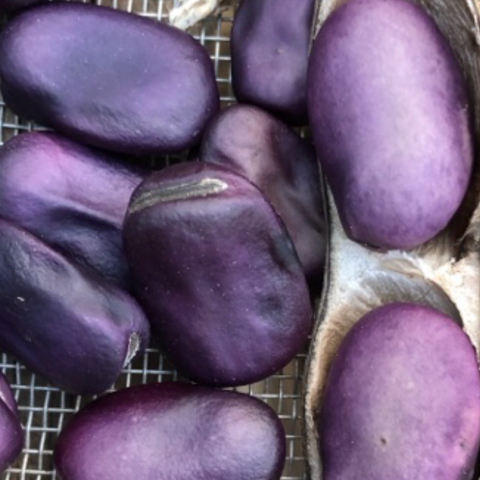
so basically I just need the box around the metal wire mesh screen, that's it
[0,1,309,479]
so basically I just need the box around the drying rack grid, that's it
[0,1,309,478]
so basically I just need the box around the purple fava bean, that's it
[55,383,285,480]
[124,162,312,387]
[0,132,145,288]
[0,219,150,395]
[308,0,472,250]
[231,0,315,125]
[319,303,480,480]
[0,372,22,473]
[200,104,326,288]
[0,2,219,155]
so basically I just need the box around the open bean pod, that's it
[304,0,480,478]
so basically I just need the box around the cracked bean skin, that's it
[0,219,150,395]
[200,104,326,290]
[124,162,312,387]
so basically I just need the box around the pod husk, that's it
[169,0,236,29]
[303,0,480,478]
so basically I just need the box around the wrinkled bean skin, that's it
[200,104,326,289]
[0,372,22,473]
[231,0,315,125]
[55,383,285,480]
[0,2,219,154]
[124,162,312,387]
[0,132,145,288]
[319,303,480,480]
[0,219,150,395]
[308,0,472,250]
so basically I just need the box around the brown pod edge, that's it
[303,0,480,479]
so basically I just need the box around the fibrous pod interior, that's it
[304,0,480,478]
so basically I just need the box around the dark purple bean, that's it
[124,162,312,387]
[0,132,145,288]
[231,0,315,125]
[0,3,219,154]
[55,383,285,480]
[200,104,326,289]
[0,219,150,394]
